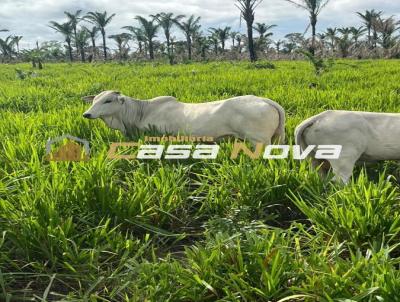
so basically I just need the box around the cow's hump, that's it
[150,96,178,104]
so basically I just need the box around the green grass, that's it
[1,60,400,301]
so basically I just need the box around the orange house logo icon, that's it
[45,134,90,162]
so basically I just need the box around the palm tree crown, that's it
[284,0,331,54]
[253,23,276,38]
[12,35,23,53]
[75,28,90,62]
[152,12,185,64]
[357,9,382,47]
[375,17,400,50]
[82,26,99,59]
[49,21,74,61]
[64,10,82,54]
[85,11,116,60]
[209,26,231,51]
[109,33,131,59]
[134,16,160,60]
[176,15,201,60]
[235,0,263,62]
[325,27,337,51]
[122,26,147,55]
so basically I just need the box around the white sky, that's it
[0,0,399,49]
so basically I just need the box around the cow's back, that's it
[302,110,400,160]
[302,111,368,146]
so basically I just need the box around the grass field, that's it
[1,60,400,301]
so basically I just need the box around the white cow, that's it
[82,91,285,145]
[295,110,400,183]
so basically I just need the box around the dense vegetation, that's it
[1,1,400,65]
[1,60,400,301]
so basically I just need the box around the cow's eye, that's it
[104,100,112,104]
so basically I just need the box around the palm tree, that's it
[336,30,353,58]
[83,26,99,59]
[283,41,296,54]
[349,26,367,45]
[235,0,263,61]
[75,28,90,62]
[283,0,330,55]
[230,31,240,48]
[254,23,276,51]
[357,10,382,48]
[109,33,131,60]
[176,15,201,60]
[191,29,204,56]
[64,10,82,55]
[49,21,74,61]
[12,35,23,54]
[134,16,160,60]
[209,32,219,55]
[0,35,16,60]
[235,34,245,53]
[285,32,305,49]
[316,33,326,54]
[39,41,64,59]
[375,17,400,50]
[337,27,352,56]
[254,23,276,38]
[123,26,147,56]
[274,39,284,55]
[85,11,116,60]
[219,26,231,51]
[338,27,352,36]
[325,27,337,52]
[21,47,45,68]
[209,26,231,51]
[195,35,210,60]
[152,12,184,64]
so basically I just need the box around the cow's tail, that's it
[295,111,328,151]
[269,101,286,144]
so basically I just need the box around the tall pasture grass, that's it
[0,60,400,300]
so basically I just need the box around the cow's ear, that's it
[82,95,96,103]
[118,96,125,104]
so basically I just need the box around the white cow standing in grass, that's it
[82,91,286,145]
[295,110,400,183]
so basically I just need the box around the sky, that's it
[0,0,399,50]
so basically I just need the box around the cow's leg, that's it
[246,138,270,149]
[328,151,361,184]
[239,124,275,147]
[245,133,272,147]
[330,161,355,184]
[312,159,330,179]
[215,135,237,144]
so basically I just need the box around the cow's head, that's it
[82,91,128,134]
[82,91,125,119]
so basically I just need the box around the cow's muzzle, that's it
[83,113,94,119]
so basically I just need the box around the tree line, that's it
[1,0,399,66]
